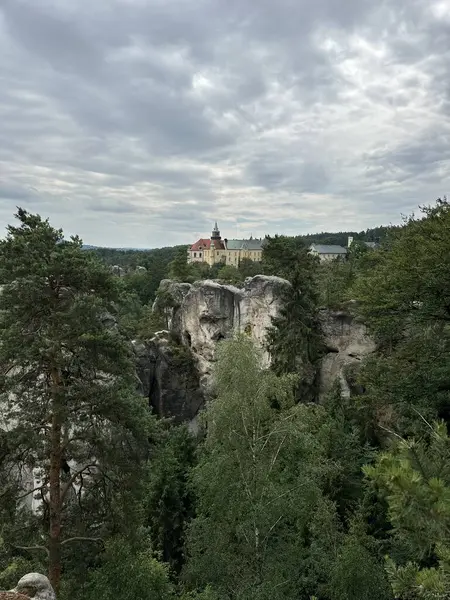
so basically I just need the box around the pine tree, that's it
[145,424,197,575]
[0,209,154,591]
[264,238,323,402]
[364,421,450,599]
[351,198,450,347]
[168,247,191,281]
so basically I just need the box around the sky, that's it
[1,0,449,248]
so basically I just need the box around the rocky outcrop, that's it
[177,276,290,391]
[137,276,289,421]
[152,279,192,332]
[111,265,125,277]
[3,573,56,600]
[136,278,376,423]
[319,309,376,399]
[135,333,204,424]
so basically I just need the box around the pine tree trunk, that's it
[48,369,63,592]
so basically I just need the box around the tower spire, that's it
[211,221,221,241]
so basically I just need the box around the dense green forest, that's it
[1,201,450,599]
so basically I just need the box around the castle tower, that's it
[211,221,221,241]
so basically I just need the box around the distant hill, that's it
[297,225,398,247]
[84,225,399,269]
[82,245,155,251]
[86,244,186,270]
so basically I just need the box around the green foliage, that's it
[78,537,174,600]
[329,535,392,600]
[314,239,379,310]
[168,249,213,283]
[145,425,197,575]
[169,248,192,282]
[136,305,167,339]
[238,258,261,278]
[3,202,450,599]
[122,271,162,306]
[299,225,394,247]
[354,325,450,439]
[179,587,221,600]
[216,265,243,285]
[89,245,184,271]
[364,421,450,599]
[261,234,308,279]
[351,199,450,346]
[0,534,44,591]
[117,290,146,337]
[264,236,323,401]
[0,208,157,587]
[316,258,353,308]
[183,335,342,600]
[320,385,376,518]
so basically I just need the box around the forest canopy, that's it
[0,200,449,600]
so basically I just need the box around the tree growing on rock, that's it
[0,209,155,592]
[263,236,323,401]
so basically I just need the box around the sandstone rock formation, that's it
[319,309,376,399]
[177,276,290,391]
[1,573,56,600]
[137,276,289,421]
[152,279,192,332]
[135,332,204,424]
[111,265,125,277]
[136,277,376,423]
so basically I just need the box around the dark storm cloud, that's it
[0,0,450,246]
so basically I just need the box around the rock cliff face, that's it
[135,333,204,424]
[136,277,376,423]
[319,309,376,399]
[176,276,290,391]
[137,276,289,421]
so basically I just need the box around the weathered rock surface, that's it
[152,279,193,332]
[178,276,290,391]
[135,333,204,424]
[136,278,376,422]
[319,309,376,399]
[111,264,125,277]
[137,276,289,421]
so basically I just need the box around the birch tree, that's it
[183,335,338,600]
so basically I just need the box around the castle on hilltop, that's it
[188,223,264,266]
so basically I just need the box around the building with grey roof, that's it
[225,238,264,251]
[309,243,348,262]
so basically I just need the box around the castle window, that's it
[194,252,197,257]
[199,252,202,257]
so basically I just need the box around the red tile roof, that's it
[190,238,211,250]
[190,238,225,251]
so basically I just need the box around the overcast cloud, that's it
[1,0,449,247]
